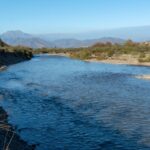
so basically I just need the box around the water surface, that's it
[0,55,150,150]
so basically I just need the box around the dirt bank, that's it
[0,50,32,67]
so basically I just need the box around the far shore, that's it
[47,53,150,80]
[47,53,150,67]
[86,59,150,80]
[48,53,70,57]
[85,58,150,67]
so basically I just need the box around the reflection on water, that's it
[0,55,150,150]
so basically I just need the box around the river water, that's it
[0,55,150,150]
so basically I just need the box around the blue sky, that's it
[0,0,150,33]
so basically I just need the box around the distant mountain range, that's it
[0,31,55,48]
[1,26,150,48]
[0,30,125,49]
[36,26,150,41]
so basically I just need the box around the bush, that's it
[107,50,114,57]
[138,55,150,62]
[139,53,146,59]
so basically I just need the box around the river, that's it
[0,55,150,150]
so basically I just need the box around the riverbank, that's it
[47,53,150,67]
[48,53,69,57]
[85,55,150,80]
[0,42,35,149]
[47,53,150,80]
[85,56,150,66]
[0,48,33,67]
[0,107,35,150]
[33,41,150,67]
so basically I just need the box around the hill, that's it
[1,31,54,48]
[0,30,125,48]
[2,26,150,48]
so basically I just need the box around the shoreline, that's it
[0,106,35,150]
[85,58,150,80]
[0,51,35,149]
[47,53,70,57]
[47,53,150,67]
[85,58,150,67]
[47,53,150,80]
[4,53,150,67]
